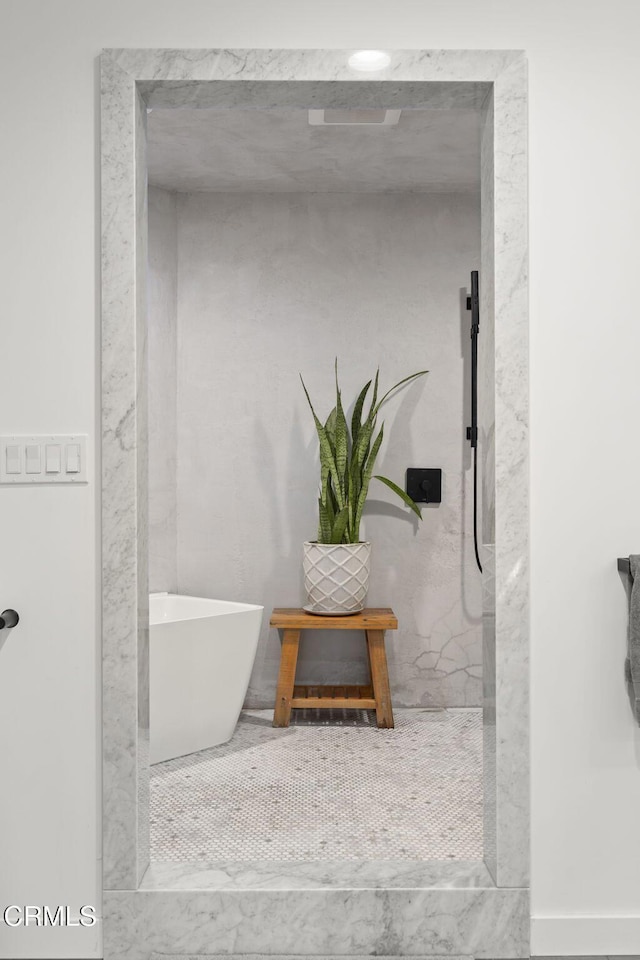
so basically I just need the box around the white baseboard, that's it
[531,915,640,955]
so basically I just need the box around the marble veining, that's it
[101,46,528,959]
[106,47,521,92]
[479,86,497,883]
[104,886,529,960]
[141,857,494,891]
[135,81,151,887]
[491,57,529,888]
[479,88,496,547]
[481,543,497,880]
[102,52,150,891]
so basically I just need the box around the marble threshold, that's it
[141,858,494,891]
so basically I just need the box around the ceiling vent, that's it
[308,109,401,126]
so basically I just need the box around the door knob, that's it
[0,609,19,629]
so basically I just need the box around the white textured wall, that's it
[148,187,178,593]
[169,190,481,707]
[2,1,640,957]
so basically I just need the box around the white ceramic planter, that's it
[302,541,371,615]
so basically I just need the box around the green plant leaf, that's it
[320,463,329,508]
[351,379,372,446]
[354,423,385,538]
[328,477,339,516]
[330,506,350,544]
[373,369,428,416]
[351,415,374,481]
[334,362,348,499]
[347,495,355,543]
[318,498,332,543]
[323,481,336,528]
[324,407,337,456]
[348,451,362,540]
[366,368,380,426]
[374,474,423,519]
[300,375,345,510]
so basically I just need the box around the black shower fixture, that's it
[406,468,442,504]
[467,270,483,574]
[466,272,479,450]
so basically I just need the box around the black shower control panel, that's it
[406,468,442,504]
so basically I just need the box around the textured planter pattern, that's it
[303,541,371,615]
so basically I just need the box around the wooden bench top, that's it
[270,607,397,630]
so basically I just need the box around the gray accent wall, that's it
[148,189,482,708]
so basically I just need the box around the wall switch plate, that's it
[0,436,88,484]
[406,468,442,504]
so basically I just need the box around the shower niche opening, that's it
[146,100,489,869]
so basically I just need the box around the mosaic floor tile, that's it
[150,708,482,862]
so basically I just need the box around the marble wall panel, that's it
[107,48,519,101]
[479,89,496,547]
[491,57,529,889]
[482,543,497,878]
[135,88,151,886]
[139,858,494,890]
[479,87,498,881]
[148,187,178,592]
[477,58,529,890]
[169,191,482,708]
[101,55,149,890]
[104,886,529,960]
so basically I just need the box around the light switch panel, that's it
[0,436,88,484]
[46,444,61,473]
[25,445,41,473]
[66,443,80,473]
[5,445,21,474]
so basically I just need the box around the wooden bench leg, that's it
[366,629,394,728]
[273,629,300,727]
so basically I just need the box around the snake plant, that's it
[300,363,428,544]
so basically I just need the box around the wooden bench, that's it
[270,608,397,729]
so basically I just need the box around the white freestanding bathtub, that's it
[149,592,264,764]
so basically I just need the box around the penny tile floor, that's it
[150,708,482,862]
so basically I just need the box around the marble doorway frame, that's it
[101,48,528,960]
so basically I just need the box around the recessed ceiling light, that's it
[347,50,391,73]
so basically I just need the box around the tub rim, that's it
[149,591,264,627]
